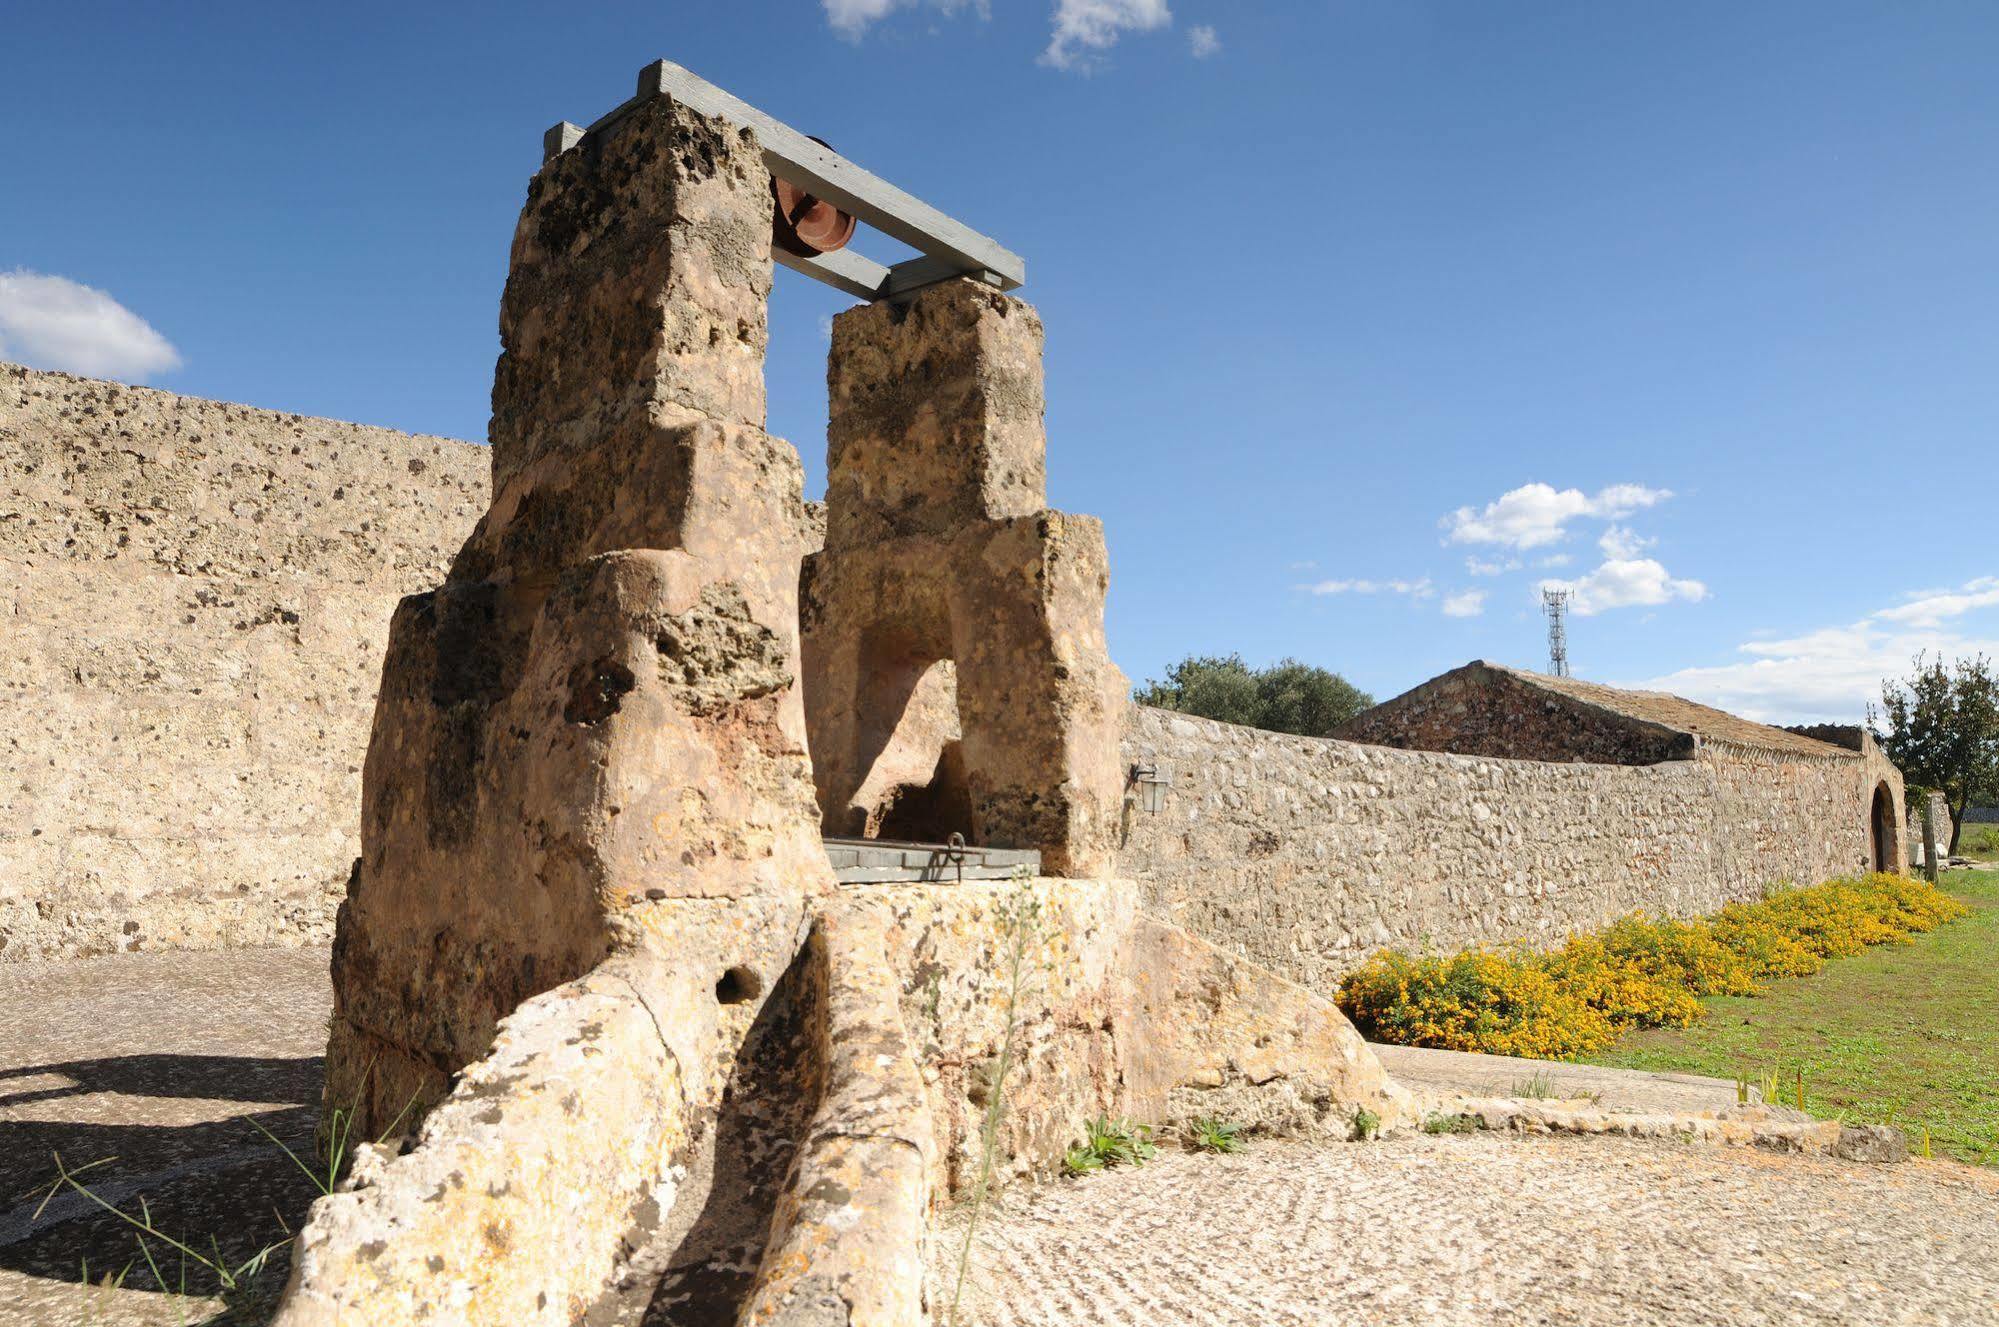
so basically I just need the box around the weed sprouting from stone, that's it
[1421,1111,1482,1136]
[1511,1071,1559,1099]
[39,1151,289,1313]
[1064,1115,1159,1174]
[1188,1115,1244,1154]
[947,878,1041,1327]
[1350,1107,1382,1141]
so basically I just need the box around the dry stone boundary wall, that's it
[1117,705,1876,993]
[0,366,489,960]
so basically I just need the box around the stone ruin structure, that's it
[801,287,1126,875]
[271,65,1408,1327]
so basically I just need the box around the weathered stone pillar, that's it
[324,93,830,1135]
[801,281,1126,876]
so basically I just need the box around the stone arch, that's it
[1870,781,1899,873]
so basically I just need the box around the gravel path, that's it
[931,1132,1999,1327]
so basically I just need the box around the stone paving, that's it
[0,947,332,1325]
[931,1133,1999,1327]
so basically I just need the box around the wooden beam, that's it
[559,61,1025,298]
[636,61,1023,291]
[772,245,891,302]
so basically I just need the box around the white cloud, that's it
[1598,524,1654,559]
[824,0,1169,70]
[1303,576,1435,600]
[1188,23,1220,57]
[1466,556,1520,577]
[1628,574,1999,724]
[1540,558,1706,616]
[823,0,986,37]
[1874,576,1999,628]
[1041,0,1173,71]
[0,270,180,382]
[1442,590,1487,618]
[1444,482,1672,550]
[1538,553,1573,568]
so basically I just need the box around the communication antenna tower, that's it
[1543,589,1573,678]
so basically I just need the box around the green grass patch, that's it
[1591,869,1999,1167]
[1958,822,1999,860]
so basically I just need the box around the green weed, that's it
[1187,1116,1244,1154]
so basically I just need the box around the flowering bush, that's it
[1338,873,1967,1060]
[1336,948,1614,1060]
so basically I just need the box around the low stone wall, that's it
[849,876,1407,1200]
[0,366,488,960]
[1117,706,1882,995]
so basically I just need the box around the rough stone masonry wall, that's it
[1117,706,1880,995]
[0,365,488,960]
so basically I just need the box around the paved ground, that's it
[9,946,1998,1325]
[0,947,333,1326]
[931,1133,1999,1327]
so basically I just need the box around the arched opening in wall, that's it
[874,740,974,842]
[842,641,973,844]
[1871,783,1896,873]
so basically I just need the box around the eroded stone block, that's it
[804,282,1125,877]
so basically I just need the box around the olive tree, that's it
[1135,654,1374,737]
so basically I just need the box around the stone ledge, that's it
[1409,1091,1910,1164]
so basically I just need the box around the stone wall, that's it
[1117,706,1884,995]
[0,365,488,960]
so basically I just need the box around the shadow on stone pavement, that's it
[1,1054,322,1324]
[0,950,335,1325]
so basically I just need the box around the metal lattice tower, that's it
[1543,588,1572,678]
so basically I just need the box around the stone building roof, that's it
[1336,660,1860,765]
[1491,665,1859,760]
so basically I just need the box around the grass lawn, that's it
[1590,868,1999,1166]
[1958,821,1999,861]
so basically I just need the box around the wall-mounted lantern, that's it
[1129,762,1170,816]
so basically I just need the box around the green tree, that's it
[1135,654,1373,737]
[1880,653,1999,854]
[1255,659,1374,737]
[1134,654,1262,728]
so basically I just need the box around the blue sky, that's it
[5,1,1997,722]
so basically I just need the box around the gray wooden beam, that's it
[552,60,1025,298]
[772,245,891,302]
[881,254,1005,301]
[635,61,1023,292]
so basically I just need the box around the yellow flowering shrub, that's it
[1339,873,1965,1060]
[1594,914,1761,997]
[1539,934,1707,1031]
[1706,904,1825,980]
[1337,948,1616,1060]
